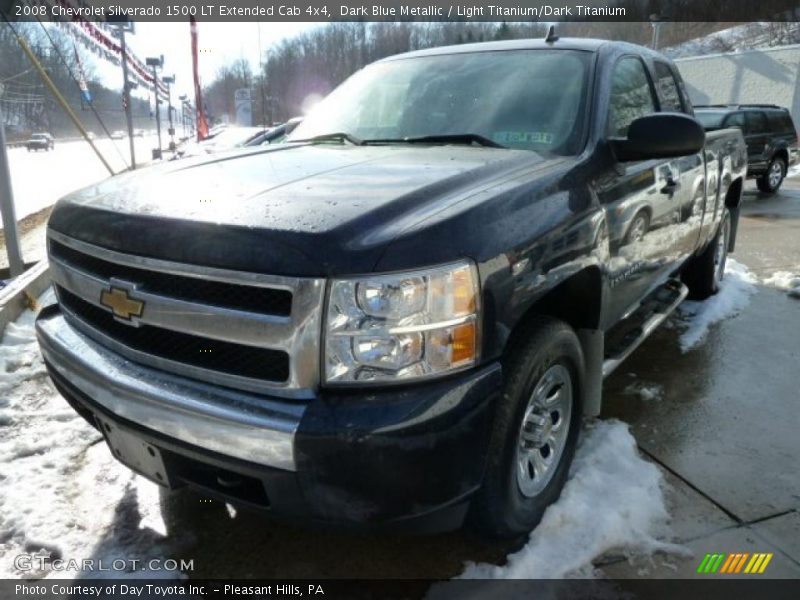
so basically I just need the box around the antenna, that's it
[545,25,559,43]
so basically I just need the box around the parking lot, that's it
[1,179,798,583]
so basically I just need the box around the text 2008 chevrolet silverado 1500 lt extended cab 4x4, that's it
[36,37,746,538]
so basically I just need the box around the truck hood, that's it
[49,144,561,276]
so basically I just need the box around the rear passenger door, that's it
[652,61,705,254]
[598,56,688,323]
[744,110,770,171]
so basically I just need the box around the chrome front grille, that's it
[47,230,326,399]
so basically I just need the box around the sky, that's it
[87,22,320,101]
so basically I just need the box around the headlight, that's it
[325,261,480,384]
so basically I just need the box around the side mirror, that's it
[610,113,705,162]
[285,117,303,135]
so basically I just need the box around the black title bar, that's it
[2,0,800,22]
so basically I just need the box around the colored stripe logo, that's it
[697,552,773,574]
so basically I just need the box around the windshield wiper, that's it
[364,134,506,149]
[292,132,364,145]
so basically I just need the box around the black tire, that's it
[623,209,650,245]
[681,209,731,300]
[469,316,583,539]
[756,156,786,193]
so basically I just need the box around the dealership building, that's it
[676,44,800,124]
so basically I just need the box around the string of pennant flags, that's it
[51,0,168,99]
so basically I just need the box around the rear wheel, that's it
[470,317,583,539]
[682,209,730,299]
[757,156,786,193]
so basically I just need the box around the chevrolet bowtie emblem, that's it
[100,287,144,320]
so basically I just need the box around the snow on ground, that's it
[457,420,685,579]
[664,22,800,59]
[676,259,758,352]
[3,136,159,226]
[0,294,186,579]
[762,271,800,298]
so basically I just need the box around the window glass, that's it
[745,111,768,134]
[766,111,795,133]
[724,112,745,130]
[654,62,683,112]
[290,50,592,155]
[607,57,656,137]
[694,111,727,129]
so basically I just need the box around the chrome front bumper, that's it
[36,308,305,471]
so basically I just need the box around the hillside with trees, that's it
[203,21,749,126]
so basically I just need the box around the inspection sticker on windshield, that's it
[493,131,555,145]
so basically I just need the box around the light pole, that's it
[179,94,188,139]
[146,56,163,159]
[110,19,136,169]
[163,75,175,151]
[650,14,667,50]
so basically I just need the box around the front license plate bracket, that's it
[97,416,173,487]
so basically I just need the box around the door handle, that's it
[660,177,680,195]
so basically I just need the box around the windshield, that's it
[289,49,592,155]
[694,111,728,129]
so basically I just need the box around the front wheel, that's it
[469,316,583,539]
[624,210,650,245]
[757,156,786,193]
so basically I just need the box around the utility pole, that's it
[112,20,136,169]
[146,56,163,159]
[163,75,175,151]
[0,99,25,277]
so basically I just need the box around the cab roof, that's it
[379,37,659,62]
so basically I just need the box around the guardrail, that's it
[0,261,50,338]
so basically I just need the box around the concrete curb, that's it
[0,261,50,337]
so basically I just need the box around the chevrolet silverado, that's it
[36,36,747,538]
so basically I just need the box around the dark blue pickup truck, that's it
[37,36,746,538]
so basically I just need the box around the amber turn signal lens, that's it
[451,322,477,365]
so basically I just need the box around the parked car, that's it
[173,126,264,159]
[110,130,126,140]
[37,36,747,538]
[243,118,303,147]
[695,104,798,193]
[26,133,54,151]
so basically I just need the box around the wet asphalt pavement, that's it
[155,179,800,580]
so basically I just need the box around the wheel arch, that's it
[504,265,605,417]
[724,177,744,252]
[773,147,789,167]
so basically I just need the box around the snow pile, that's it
[763,271,800,299]
[0,300,183,579]
[677,259,758,352]
[665,22,800,59]
[623,382,664,402]
[458,420,684,579]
